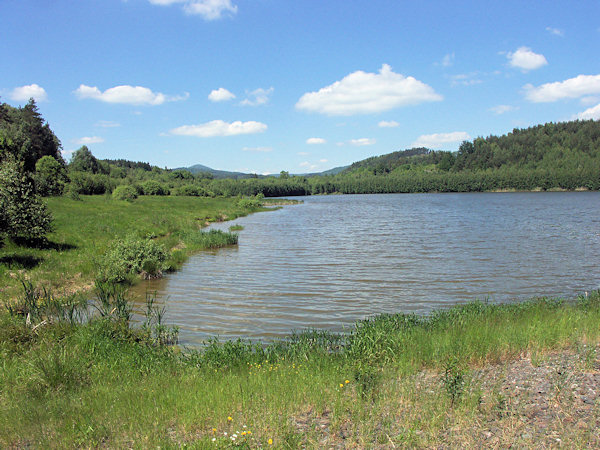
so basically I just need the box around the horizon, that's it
[1,1,599,174]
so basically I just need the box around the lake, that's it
[132,192,600,345]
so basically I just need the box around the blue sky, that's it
[1,0,599,174]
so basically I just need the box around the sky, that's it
[1,0,599,174]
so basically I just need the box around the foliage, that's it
[96,235,167,283]
[0,158,53,242]
[68,145,101,173]
[34,155,68,196]
[0,99,63,172]
[111,184,138,201]
[141,179,169,196]
[69,171,113,195]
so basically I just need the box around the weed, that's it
[442,355,466,407]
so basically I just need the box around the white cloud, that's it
[524,74,600,102]
[10,84,48,102]
[441,53,455,67]
[296,64,442,116]
[148,0,237,20]
[74,136,105,145]
[349,138,376,146]
[378,120,399,128]
[507,47,548,71]
[208,87,235,102]
[546,27,564,37]
[489,104,517,115]
[240,87,273,106]
[306,137,326,145]
[412,131,471,149]
[319,159,328,163]
[242,146,272,152]
[169,120,267,137]
[449,73,483,87]
[75,84,188,105]
[581,96,600,106]
[577,103,600,120]
[95,120,121,128]
[299,161,318,170]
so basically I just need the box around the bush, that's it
[0,158,53,241]
[141,180,169,196]
[172,185,201,196]
[112,184,138,202]
[97,235,168,283]
[35,155,68,196]
[68,172,113,195]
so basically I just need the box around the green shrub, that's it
[111,184,138,202]
[141,180,169,196]
[97,235,167,283]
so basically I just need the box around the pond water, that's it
[132,192,600,345]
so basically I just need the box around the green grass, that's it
[0,195,266,301]
[1,290,599,447]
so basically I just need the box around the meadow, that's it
[0,195,267,301]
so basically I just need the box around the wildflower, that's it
[212,428,217,433]
[228,416,233,421]
[339,383,344,388]
[345,380,350,384]
[268,438,273,445]
[212,437,216,442]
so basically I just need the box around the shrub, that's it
[141,180,169,196]
[97,235,167,283]
[34,155,68,196]
[68,172,113,195]
[0,158,53,242]
[112,184,138,202]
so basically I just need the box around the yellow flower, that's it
[345,380,350,384]
[268,438,273,445]
[212,428,217,433]
[339,383,344,388]
[227,416,233,421]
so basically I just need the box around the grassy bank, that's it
[1,290,599,447]
[0,195,269,301]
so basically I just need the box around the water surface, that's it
[132,192,600,345]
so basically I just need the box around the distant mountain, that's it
[179,163,350,179]
[178,164,257,179]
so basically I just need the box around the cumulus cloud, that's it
[208,87,235,102]
[306,137,326,145]
[296,64,442,116]
[10,84,48,102]
[148,0,237,20]
[489,104,517,115]
[378,120,399,128]
[524,74,600,102]
[349,138,376,146]
[75,84,188,105]
[169,120,267,137]
[74,136,105,145]
[577,103,600,120]
[240,87,273,106]
[242,146,272,152]
[412,131,471,149]
[507,47,548,71]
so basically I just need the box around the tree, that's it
[35,155,68,196]
[69,145,100,173]
[0,158,53,243]
[0,99,63,172]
